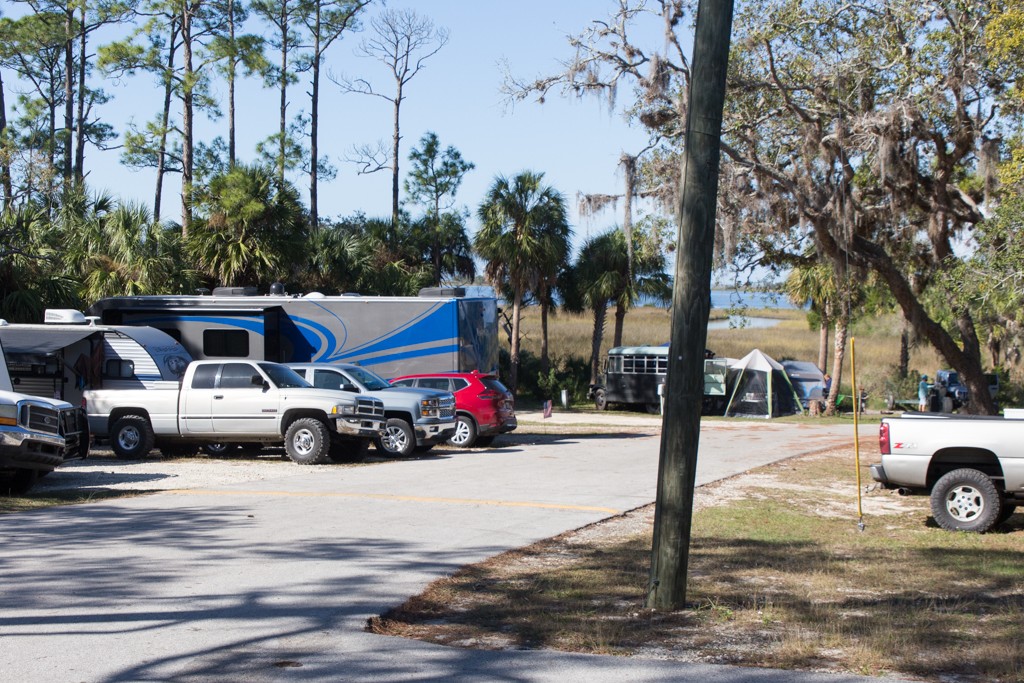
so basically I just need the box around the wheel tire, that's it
[110,415,155,460]
[474,435,496,448]
[329,438,370,462]
[284,418,331,465]
[594,388,607,411]
[448,415,478,448]
[3,469,39,495]
[376,418,415,457]
[202,442,238,457]
[930,468,1003,533]
[995,505,1017,527]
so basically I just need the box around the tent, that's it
[724,349,803,418]
[781,360,826,410]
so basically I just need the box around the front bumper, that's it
[414,420,457,445]
[335,416,386,438]
[0,428,66,471]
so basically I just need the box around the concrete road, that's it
[0,420,892,682]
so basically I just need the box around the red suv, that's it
[389,371,516,448]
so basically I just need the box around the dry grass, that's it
[369,448,1024,681]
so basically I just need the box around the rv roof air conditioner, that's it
[44,309,88,324]
[212,286,259,297]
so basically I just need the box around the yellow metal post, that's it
[851,337,864,531]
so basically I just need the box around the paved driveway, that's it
[0,420,890,682]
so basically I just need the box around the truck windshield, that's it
[345,366,391,391]
[259,363,312,389]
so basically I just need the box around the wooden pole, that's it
[646,0,735,611]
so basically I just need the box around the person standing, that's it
[918,375,930,412]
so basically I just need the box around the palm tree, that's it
[784,259,836,374]
[564,231,621,385]
[187,163,307,287]
[475,171,570,392]
[609,227,671,347]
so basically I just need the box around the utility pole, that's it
[647,0,735,611]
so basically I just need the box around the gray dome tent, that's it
[724,349,803,418]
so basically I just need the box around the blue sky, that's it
[55,1,671,253]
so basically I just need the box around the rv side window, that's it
[104,359,135,379]
[191,364,219,389]
[203,329,250,357]
[606,357,621,374]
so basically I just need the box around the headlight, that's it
[0,404,17,426]
[420,398,440,417]
[332,404,357,416]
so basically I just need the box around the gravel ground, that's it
[32,410,662,494]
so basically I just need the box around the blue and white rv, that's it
[87,285,500,379]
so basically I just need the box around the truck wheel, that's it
[284,418,330,465]
[329,438,369,462]
[594,388,607,411]
[202,443,238,457]
[2,469,38,495]
[111,415,156,460]
[376,418,415,457]
[930,468,1003,533]
[448,415,478,448]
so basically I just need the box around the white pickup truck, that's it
[85,360,386,464]
[872,413,1024,532]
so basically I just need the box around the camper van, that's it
[0,310,193,409]
[88,285,499,380]
[590,345,729,414]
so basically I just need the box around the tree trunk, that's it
[62,7,74,186]
[622,153,635,281]
[227,0,237,168]
[540,296,550,376]
[648,0,733,612]
[0,70,11,207]
[825,311,848,416]
[613,299,626,348]
[391,84,402,228]
[899,320,910,379]
[509,289,522,393]
[848,233,996,414]
[817,301,829,373]
[278,0,288,184]
[180,3,196,235]
[590,304,607,385]
[309,5,321,229]
[74,5,87,186]
[154,19,178,222]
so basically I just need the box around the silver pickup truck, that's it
[287,363,456,457]
[86,360,385,464]
[872,413,1024,532]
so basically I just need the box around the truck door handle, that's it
[214,395,224,400]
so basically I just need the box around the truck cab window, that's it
[220,363,261,389]
[191,364,219,389]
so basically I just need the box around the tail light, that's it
[879,421,890,455]
[478,390,502,401]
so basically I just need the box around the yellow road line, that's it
[166,489,620,514]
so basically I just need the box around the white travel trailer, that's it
[0,310,193,408]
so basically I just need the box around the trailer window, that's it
[104,359,135,379]
[203,329,249,357]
